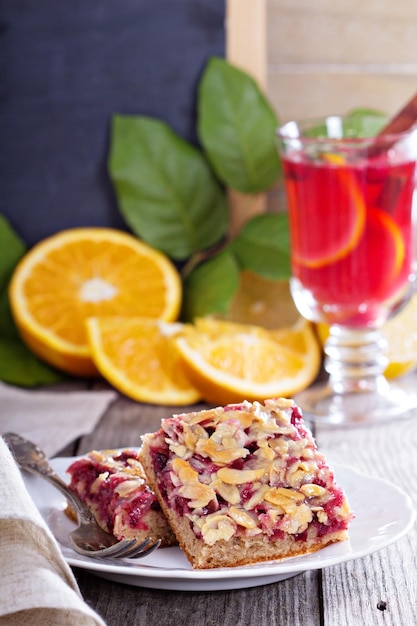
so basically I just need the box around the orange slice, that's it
[9,228,182,376]
[86,317,201,405]
[366,208,405,291]
[297,206,406,309]
[175,317,321,405]
[287,154,366,269]
[218,271,300,329]
[383,293,417,378]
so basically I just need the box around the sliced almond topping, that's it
[114,479,143,497]
[286,460,317,488]
[178,482,215,509]
[264,487,305,507]
[189,407,223,425]
[268,459,286,486]
[212,479,240,505]
[222,436,241,449]
[281,503,313,534]
[228,506,258,529]
[200,513,236,545]
[182,424,208,450]
[317,509,329,524]
[334,499,351,519]
[90,472,109,494]
[263,508,284,525]
[269,438,289,456]
[243,484,270,511]
[170,443,188,458]
[196,439,248,464]
[254,445,275,461]
[124,459,146,477]
[217,467,265,485]
[232,411,254,429]
[300,484,328,498]
[172,458,199,483]
[265,397,295,410]
[211,421,239,441]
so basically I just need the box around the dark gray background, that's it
[0,1,225,247]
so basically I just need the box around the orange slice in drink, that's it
[287,154,366,269]
[360,207,405,299]
[300,206,406,309]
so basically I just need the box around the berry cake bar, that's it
[139,398,352,569]
[66,449,177,546]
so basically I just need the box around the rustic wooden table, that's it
[58,387,417,626]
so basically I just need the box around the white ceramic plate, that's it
[22,458,416,591]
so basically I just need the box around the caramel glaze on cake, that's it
[67,449,177,547]
[139,398,353,569]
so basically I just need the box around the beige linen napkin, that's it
[0,382,116,457]
[0,437,106,626]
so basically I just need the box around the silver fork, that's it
[3,432,160,559]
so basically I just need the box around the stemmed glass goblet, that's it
[277,114,417,425]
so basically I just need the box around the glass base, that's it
[295,376,417,426]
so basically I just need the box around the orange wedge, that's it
[9,228,182,376]
[175,317,321,405]
[383,293,417,378]
[86,317,201,405]
[219,271,300,329]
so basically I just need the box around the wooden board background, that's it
[0,1,225,247]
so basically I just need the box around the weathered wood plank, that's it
[76,394,209,454]
[315,413,417,626]
[75,566,321,626]
[225,0,268,237]
[266,0,417,121]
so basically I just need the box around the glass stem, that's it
[324,326,389,395]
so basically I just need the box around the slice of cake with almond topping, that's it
[139,398,352,569]
[66,448,177,547]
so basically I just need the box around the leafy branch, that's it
[108,57,288,320]
[0,57,288,386]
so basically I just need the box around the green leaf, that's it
[108,114,229,260]
[345,108,387,136]
[0,289,19,338]
[0,215,67,386]
[0,337,65,387]
[0,214,26,291]
[0,215,26,338]
[230,213,291,280]
[198,57,281,193]
[303,109,387,139]
[181,249,240,321]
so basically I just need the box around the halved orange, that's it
[175,317,321,405]
[86,317,201,405]
[9,228,182,376]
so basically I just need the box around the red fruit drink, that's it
[283,154,415,327]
